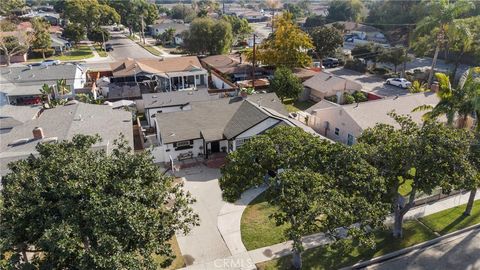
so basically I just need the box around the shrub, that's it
[344,59,367,73]
[353,91,368,102]
[343,92,355,104]
[324,95,337,103]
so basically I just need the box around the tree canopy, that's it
[64,0,120,32]
[268,67,303,102]
[326,0,365,23]
[63,23,86,45]
[182,17,233,55]
[253,12,313,68]
[107,0,159,35]
[220,126,390,269]
[0,135,198,269]
[356,113,475,238]
[309,26,344,60]
[221,15,252,44]
[378,46,410,73]
[31,18,52,59]
[170,4,196,23]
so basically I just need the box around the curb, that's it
[342,223,480,269]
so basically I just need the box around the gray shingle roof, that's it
[0,103,133,174]
[143,90,215,109]
[156,93,289,144]
[0,64,82,96]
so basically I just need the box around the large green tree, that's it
[63,23,86,45]
[220,126,390,269]
[64,0,120,32]
[31,17,52,59]
[107,0,159,37]
[356,113,475,238]
[170,4,196,23]
[0,0,25,15]
[221,15,252,44]
[253,12,314,68]
[269,67,303,102]
[0,135,198,269]
[182,17,233,55]
[309,26,343,62]
[413,0,474,86]
[326,0,365,23]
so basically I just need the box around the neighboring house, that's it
[149,19,189,45]
[238,11,269,23]
[151,93,321,163]
[302,71,362,102]
[141,90,217,128]
[109,57,208,92]
[0,102,133,176]
[0,64,87,106]
[0,105,41,134]
[50,34,70,53]
[201,55,266,83]
[306,92,440,145]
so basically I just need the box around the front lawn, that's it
[255,198,480,269]
[283,98,316,113]
[93,45,108,57]
[241,193,289,250]
[257,220,436,270]
[419,197,480,235]
[28,45,94,62]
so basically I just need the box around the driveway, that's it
[367,229,480,270]
[106,32,158,60]
[175,166,231,266]
[327,67,409,97]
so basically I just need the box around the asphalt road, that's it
[106,32,158,60]
[327,67,409,97]
[367,229,480,270]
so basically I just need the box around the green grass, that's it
[152,236,185,269]
[420,198,480,235]
[283,98,316,113]
[241,193,290,250]
[257,220,437,270]
[256,198,480,270]
[28,45,94,62]
[141,44,162,56]
[93,45,108,57]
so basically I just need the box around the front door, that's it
[210,141,220,153]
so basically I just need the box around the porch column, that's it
[181,76,185,90]
[169,77,172,92]
[194,75,197,89]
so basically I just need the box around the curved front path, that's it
[217,185,267,256]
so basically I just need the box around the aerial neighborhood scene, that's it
[1,0,480,269]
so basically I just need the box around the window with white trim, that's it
[235,137,250,148]
[347,134,355,146]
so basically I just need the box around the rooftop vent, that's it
[40,137,58,144]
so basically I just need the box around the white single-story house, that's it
[306,92,440,145]
[151,93,321,163]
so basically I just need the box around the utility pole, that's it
[101,29,106,52]
[222,0,225,15]
[251,34,256,90]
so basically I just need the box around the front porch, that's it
[168,152,227,171]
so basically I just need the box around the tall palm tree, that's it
[415,68,480,215]
[413,0,474,86]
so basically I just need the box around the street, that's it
[327,67,409,97]
[106,32,158,60]
[367,229,480,270]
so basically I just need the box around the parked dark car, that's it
[105,43,113,52]
[322,58,340,68]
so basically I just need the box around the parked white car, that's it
[386,78,411,88]
[40,59,61,66]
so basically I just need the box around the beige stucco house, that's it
[302,71,362,102]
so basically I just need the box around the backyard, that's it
[283,98,316,113]
[245,194,480,269]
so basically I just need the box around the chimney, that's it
[430,82,439,93]
[32,127,44,140]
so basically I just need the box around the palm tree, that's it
[39,83,53,105]
[446,18,477,82]
[413,0,474,87]
[415,68,480,215]
[409,80,429,93]
[55,79,71,97]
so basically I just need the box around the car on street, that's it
[322,58,340,68]
[386,77,412,88]
[105,43,113,52]
[40,59,61,66]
